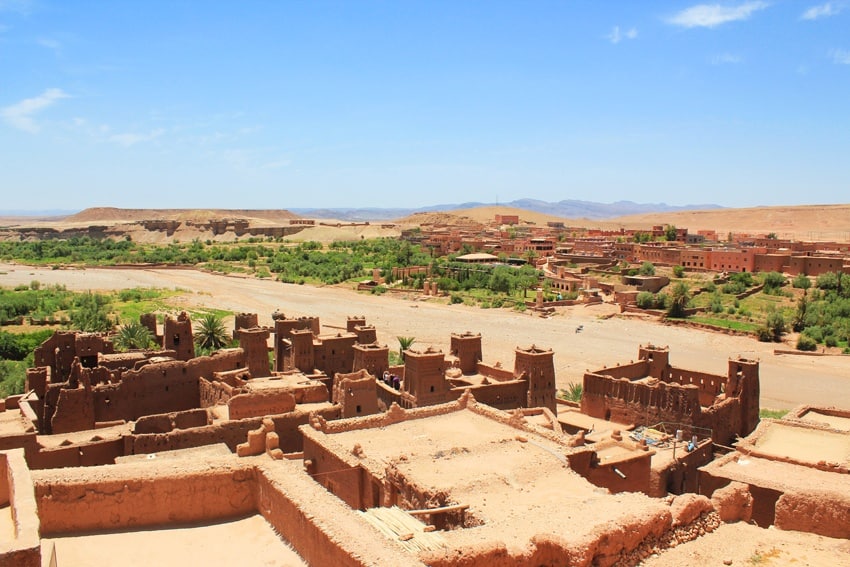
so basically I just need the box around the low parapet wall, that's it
[0,449,41,567]
[32,456,255,534]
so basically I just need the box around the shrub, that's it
[672,265,685,278]
[450,294,463,304]
[796,335,818,351]
[825,335,838,348]
[636,292,655,309]
[791,274,811,290]
[638,262,656,276]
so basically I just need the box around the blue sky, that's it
[1,1,848,211]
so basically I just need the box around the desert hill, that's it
[65,207,300,225]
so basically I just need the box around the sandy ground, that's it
[640,522,850,567]
[41,515,307,567]
[2,263,849,411]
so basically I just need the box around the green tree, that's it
[638,262,656,276]
[792,274,811,290]
[664,225,678,242]
[69,292,114,332]
[759,309,787,342]
[667,281,691,318]
[114,320,156,350]
[194,313,230,352]
[672,265,685,278]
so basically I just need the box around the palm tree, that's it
[397,336,416,360]
[114,320,155,350]
[194,313,230,352]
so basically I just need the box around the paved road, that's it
[3,263,848,410]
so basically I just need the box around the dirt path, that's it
[3,263,849,410]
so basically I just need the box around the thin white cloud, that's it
[1,88,69,133]
[606,25,638,44]
[802,2,842,20]
[667,2,769,28]
[0,0,33,14]
[831,48,850,64]
[37,37,62,51]
[109,128,165,147]
[710,53,743,64]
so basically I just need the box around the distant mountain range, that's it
[290,199,723,222]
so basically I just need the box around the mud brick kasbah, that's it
[2,309,849,566]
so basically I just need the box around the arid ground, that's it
[2,262,848,411]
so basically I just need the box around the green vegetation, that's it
[193,313,231,354]
[113,320,156,350]
[397,336,416,360]
[759,408,789,420]
[557,383,583,403]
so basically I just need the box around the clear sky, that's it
[1,1,848,211]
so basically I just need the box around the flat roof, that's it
[799,410,850,432]
[318,406,666,556]
[750,421,850,467]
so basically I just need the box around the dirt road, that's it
[2,263,848,410]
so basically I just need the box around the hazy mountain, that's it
[291,199,722,221]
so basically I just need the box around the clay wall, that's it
[774,491,850,538]
[233,312,259,338]
[451,332,483,374]
[568,445,652,494]
[93,349,245,423]
[0,449,41,567]
[127,406,341,455]
[591,361,650,381]
[163,312,194,361]
[753,254,789,273]
[315,333,357,377]
[133,408,209,434]
[238,327,271,378]
[228,390,297,420]
[302,434,365,510]
[403,349,449,407]
[332,370,378,418]
[199,377,234,407]
[353,325,377,344]
[455,380,528,411]
[51,385,95,434]
[24,367,49,398]
[346,316,366,332]
[290,329,315,372]
[376,381,402,410]
[665,368,723,407]
[139,313,159,340]
[649,439,713,497]
[515,347,556,413]
[28,438,124,470]
[581,374,702,428]
[32,460,255,535]
[352,343,389,380]
[254,463,417,567]
[475,362,515,382]
[789,255,846,276]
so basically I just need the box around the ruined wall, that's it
[133,408,209,434]
[28,438,124,470]
[127,406,341,455]
[588,361,649,381]
[454,380,528,411]
[93,349,245,423]
[581,374,702,428]
[51,385,95,434]
[199,377,234,407]
[302,434,365,510]
[332,370,378,418]
[32,460,255,534]
[665,368,723,407]
[233,313,259,339]
[228,390,296,420]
